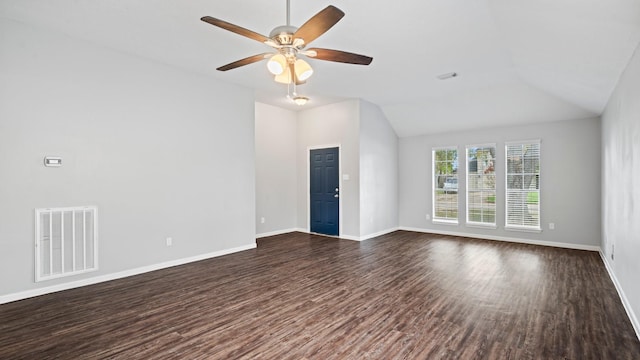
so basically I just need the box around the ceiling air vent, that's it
[437,72,458,80]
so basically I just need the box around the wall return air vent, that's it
[35,206,98,282]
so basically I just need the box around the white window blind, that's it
[433,147,458,223]
[466,145,496,226]
[505,141,540,230]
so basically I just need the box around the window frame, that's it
[432,146,459,225]
[465,144,497,229]
[504,140,541,232]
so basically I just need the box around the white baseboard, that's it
[328,227,399,241]
[297,229,357,241]
[283,228,390,241]
[294,227,400,242]
[0,243,256,305]
[398,226,601,252]
[340,234,361,241]
[599,252,640,341]
[353,227,400,241]
[256,228,299,238]
[288,228,350,240]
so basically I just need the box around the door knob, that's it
[335,188,339,192]
[334,194,339,198]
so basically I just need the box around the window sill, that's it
[505,225,542,233]
[432,219,459,226]
[466,222,497,230]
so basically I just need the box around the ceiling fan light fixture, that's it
[294,59,313,81]
[293,96,309,106]
[267,54,287,75]
[274,67,292,84]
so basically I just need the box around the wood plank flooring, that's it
[1,231,639,359]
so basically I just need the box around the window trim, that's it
[504,139,541,231]
[432,218,459,226]
[504,225,542,233]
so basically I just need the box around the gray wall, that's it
[296,100,361,238]
[0,19,256,296]
[359,100,399,237]
[255,103,297,235]
[257,99,399,240]
[601,44,640,332]
[399,118,601,248]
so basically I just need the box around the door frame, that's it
[307,144,342,237]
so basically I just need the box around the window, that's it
[505,141,540,230]
[466,145,496,227]
[433,147,458,223]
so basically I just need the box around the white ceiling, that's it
[2,0,640,137]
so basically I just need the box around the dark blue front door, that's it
[310,147,339,236]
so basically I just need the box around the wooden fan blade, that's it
[293,6,344,45]
[201,16,270,43]
[306,48,373,65]
[217,53,272,71]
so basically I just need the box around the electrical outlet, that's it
[166,237,172,247]
[425,214,431,220]
[260,217,265,224]
[549,223,555,230]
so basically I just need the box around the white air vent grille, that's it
[35,206,98,282]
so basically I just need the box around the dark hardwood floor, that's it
[1,231,639,359]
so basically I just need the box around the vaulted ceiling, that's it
[2,0,640,136]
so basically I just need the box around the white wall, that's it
[0,19,256,298]
[601,44,640,334]
[399,118,601,249]
[255,103,297,236]
[296,100,360,238]
[359,100,399,237]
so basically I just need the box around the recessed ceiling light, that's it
[437,72,458,80]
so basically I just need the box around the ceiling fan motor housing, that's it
[269,25,298,46]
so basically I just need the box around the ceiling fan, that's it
[201,0,373,86]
